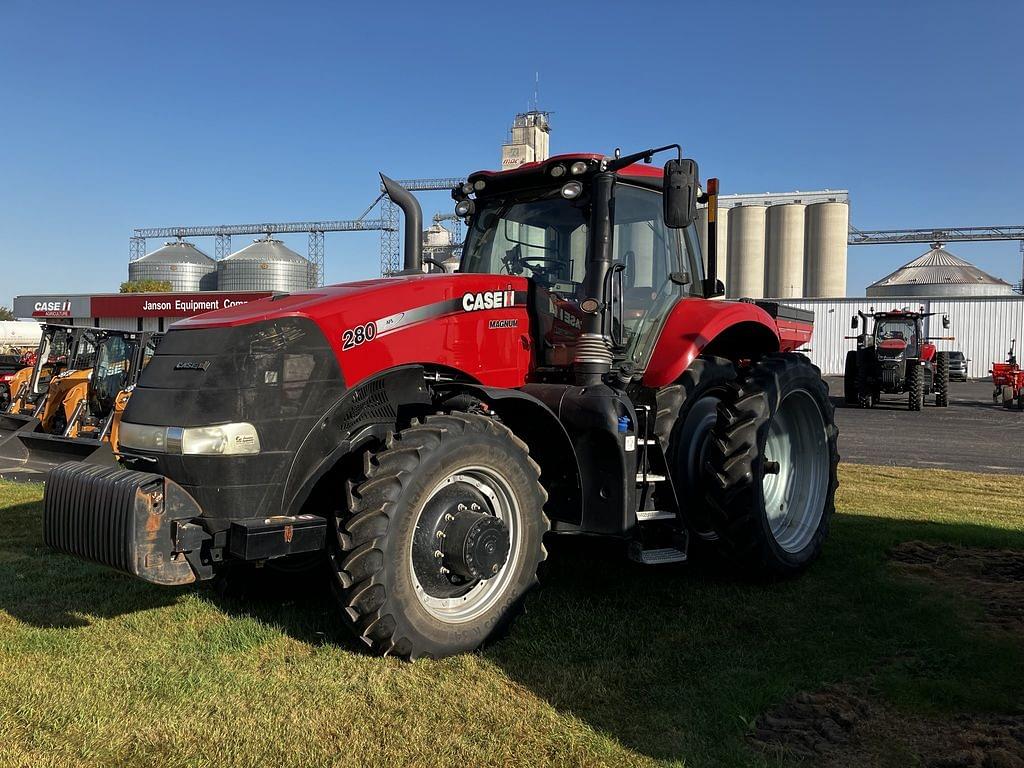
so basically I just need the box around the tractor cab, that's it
[455,150,716,378]
[873,313,923,361]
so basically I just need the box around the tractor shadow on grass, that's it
[0,497,352,647]
[485,514,1024,763]
[0,500,186,629]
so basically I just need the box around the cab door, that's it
[611,183,703,370]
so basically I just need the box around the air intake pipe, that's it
[380,174,423,273]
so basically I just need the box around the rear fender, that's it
[643,299,781,388]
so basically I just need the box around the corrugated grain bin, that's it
[129,241,218,292]
[218,238,316,292]
[867,245,1014,297]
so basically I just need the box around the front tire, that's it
[702,354,839,577]
[907,363,924,411]
[329,412,549,659]
[934,352,949,407]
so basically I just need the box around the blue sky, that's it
[1,0,1021,308]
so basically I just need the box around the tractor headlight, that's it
[119,421,261,456]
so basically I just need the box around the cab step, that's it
[629,545,687,565]
[636,509,675,522]
[636,472,666,482]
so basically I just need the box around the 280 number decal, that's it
[342,321,377,351]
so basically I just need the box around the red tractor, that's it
[991,339,1023,410]
[42,146,838,659]
[844,309,952,411]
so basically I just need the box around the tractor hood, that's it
[166,272,533,391]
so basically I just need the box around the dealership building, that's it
[12,291,272,332]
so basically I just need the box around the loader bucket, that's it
[0,414,116,483]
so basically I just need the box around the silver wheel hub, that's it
[762,389,828,554]
[409,467,522,623]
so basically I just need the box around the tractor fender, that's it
[282,365,432,518]
[436,383,583,525]
[643,299,781,388]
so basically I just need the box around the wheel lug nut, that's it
[457,504,467,512]
[439,566,450,575]
[434,550,444,558]
[764,460,781,475]
[470,503,480,511]
[435,530,446,539]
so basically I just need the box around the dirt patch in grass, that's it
[750,684,1024,767]
[890,541,1024,636]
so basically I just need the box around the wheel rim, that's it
[409,466,522,624]
[762,389,829,554]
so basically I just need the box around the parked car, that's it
[948,351,969,381]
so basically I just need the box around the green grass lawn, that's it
[0,466,1022,767]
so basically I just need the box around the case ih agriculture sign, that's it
[13,292,271,321]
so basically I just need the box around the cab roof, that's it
[468,153,664,193]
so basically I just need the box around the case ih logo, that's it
[32,300,72,317]
[462,290,515,312]
[173,360,211,371]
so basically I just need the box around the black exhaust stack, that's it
[380,174,423,273]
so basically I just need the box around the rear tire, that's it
[934,352,949,407]
[843,351,858,405]
[329,412,549,659]
[907,364,924,411]
[658,356,737,541]
[702,354,839,577]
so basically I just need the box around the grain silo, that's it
[727,205,766,298]
[803,202,849,297]
[867,244,1015,298]
[765,203,806,298]
[218,237,315,292]
[697,206,729,289]
[128,240,217,291]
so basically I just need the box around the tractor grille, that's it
[881,367,901,389]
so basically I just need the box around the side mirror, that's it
[851,316,858,329]
[942,315,950,329]
[663,158,698,229]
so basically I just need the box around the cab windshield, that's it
[461,189,587,296]
[876,319,918,353]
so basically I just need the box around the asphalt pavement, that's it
[825,377,1024,475]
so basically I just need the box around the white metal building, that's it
[772,295,1024,379]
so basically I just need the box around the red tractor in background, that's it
[42,145,839,659]
[991,339,1023,410]
[844,309,952,411]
